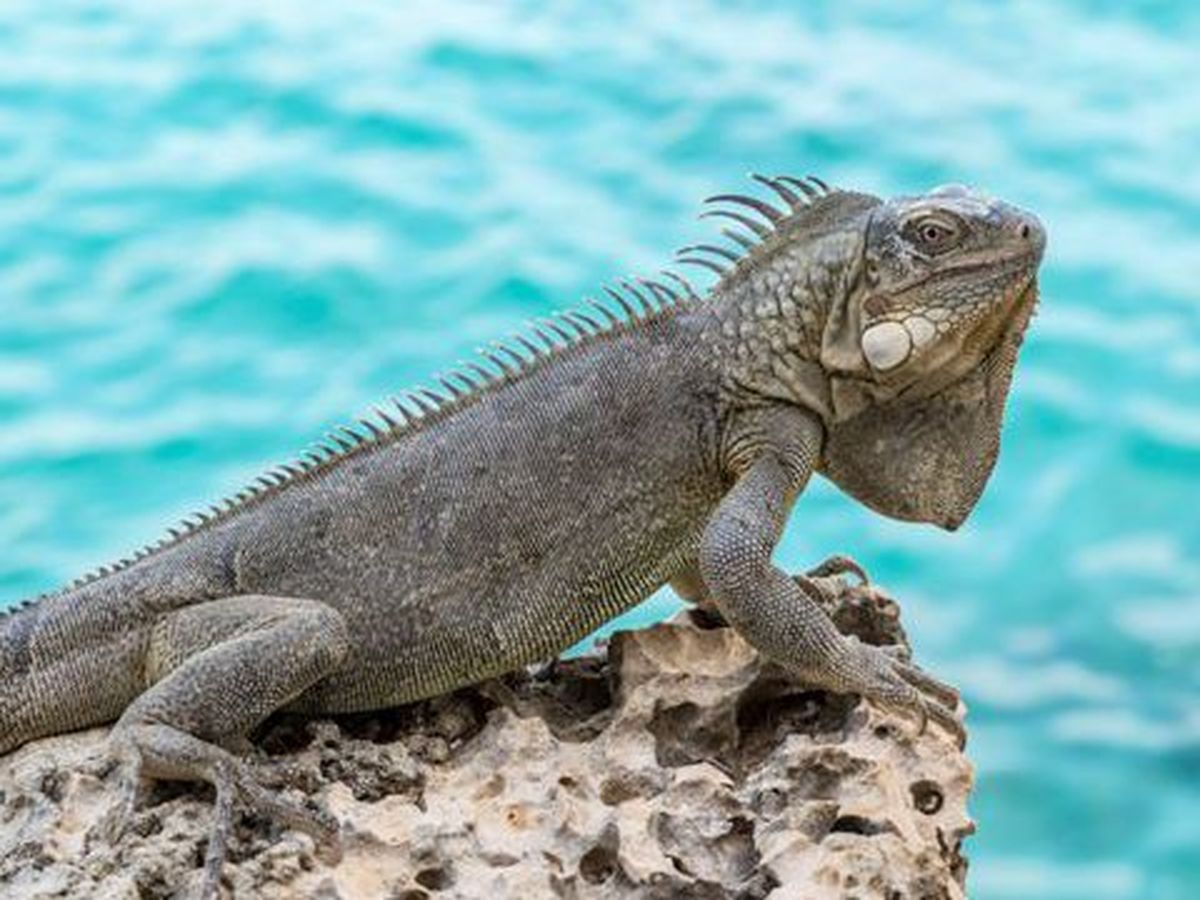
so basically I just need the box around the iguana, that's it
[0,175,1044,896]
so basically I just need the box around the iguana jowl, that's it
[0,176,1044,895]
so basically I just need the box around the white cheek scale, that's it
[861,321,912,370]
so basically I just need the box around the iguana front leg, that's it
[106,595,350,899]
[697,412,964,747]
[670,553,870,623]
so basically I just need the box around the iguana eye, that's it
[921,222,949,243]
[905,215,962,253]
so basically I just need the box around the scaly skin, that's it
[0,175,1044,897]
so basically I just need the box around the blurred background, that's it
[0,1,1196,896]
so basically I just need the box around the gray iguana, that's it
[0,175,1044,896]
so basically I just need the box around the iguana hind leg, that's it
[106,595,349,899]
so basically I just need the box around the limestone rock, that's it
[0,581,973,898]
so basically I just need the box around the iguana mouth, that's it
[961,268,1039,356]
[891,249,1038,296]
[1000,275,1039,343]
[865,267,1038,395]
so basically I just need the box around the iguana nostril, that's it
[1016,213,1047,258]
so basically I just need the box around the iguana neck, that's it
[701,227,865,424]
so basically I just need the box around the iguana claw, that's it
[842,637,966,750]
[95,753,143,848]
[805,554,871,585]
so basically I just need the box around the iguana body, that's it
[0,176,1044,896]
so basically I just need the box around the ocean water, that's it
[1,1,1197,896]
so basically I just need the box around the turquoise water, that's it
[1,2,1197,895]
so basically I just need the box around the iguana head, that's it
[818,184,1045,529]
[820,184,1044,402]
[692,177,1044,530]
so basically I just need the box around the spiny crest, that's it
[9,173,835,611]
[9,271,701,609]
[677,173,837,280]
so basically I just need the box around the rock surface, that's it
[0,580,973,899]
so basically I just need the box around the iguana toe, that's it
[924,698,968,750]
[94,741,146,848]
[232,763,343,861]
[842,638,966,749]
[805,554,871,585]
[892,658,962,710]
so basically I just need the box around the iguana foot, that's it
[93,594,350,897]
[786,574,964,747]
[108,724,342,900]
[95,750,146,848]
[804,553,870,585]
[875,643,961,708]
[838,637,966,749]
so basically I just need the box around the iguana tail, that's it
[0,534,237,755]
[0,582,148,755]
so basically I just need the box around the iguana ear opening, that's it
[818,247,869,379]
[818,230,914,421]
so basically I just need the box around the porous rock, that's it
[0,580,973,898]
